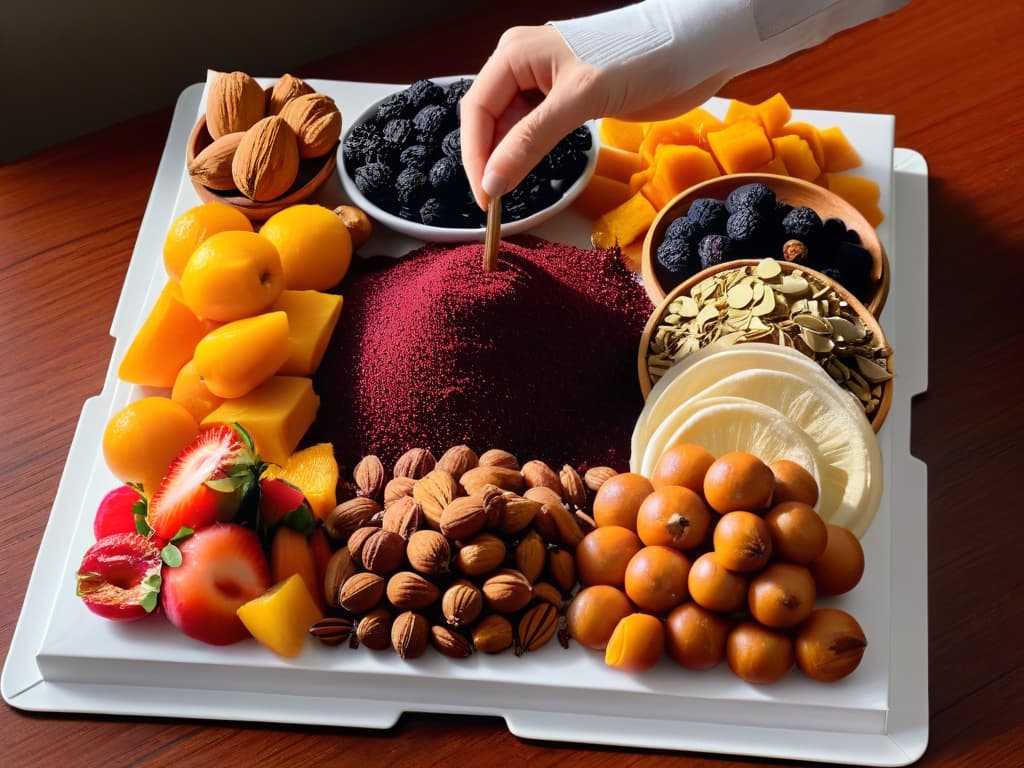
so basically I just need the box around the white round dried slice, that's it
[644,401,825,494]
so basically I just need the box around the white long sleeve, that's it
[551,1,908,110]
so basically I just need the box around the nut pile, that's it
[309,444,619,659]
[190,71,342,202]
[647,259,892,416]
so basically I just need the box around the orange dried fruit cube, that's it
[201,375,320,466]
[598,118,646,152]
[825,174,883,226]
[643,144,721,210]
[723,98,763,128]
[262,442,339,521]
[639,118,699,167]
[756,154,789,176]
[771,135,821,181]
[595,145,642,183]
[236,573,323,658]
[171,359,224,421]
[677,107,726,150]
[706,121,773,175]
[271,290,344,376]
[820,126,863,172]
[591,192,657,249]
[628,167,654,195]
[118,281,208,388]
[270,526,320,607]
[782,122,826,169]
[754,93,792,136]
[574,174,632,220]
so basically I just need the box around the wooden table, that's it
[2,1,1021,765]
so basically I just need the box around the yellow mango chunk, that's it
[756,154,789,176]
[237,574,323,658]
[820,126,863,172]
[706,121,774,174]
[643,144,721,210]
[598,118,646,152]
[271,290,344,376]
[771,135,821,181]
[118,281,208,388]
[270,526,320,606]
[723,98,764,128]
[171,359,224,421]
[754,93,792,136]
[782,121,826,169]
[574,174,632,220]
[639,118,699,167]
[194,311,290,399]
[677,107,726,151]
[595,145,642,183]
[202,376,320,466]
[591,192,657,249]
[825,174,884,226]
[263,443,339,521]
[628,167,654,195]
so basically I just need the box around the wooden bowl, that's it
[186,115,338,222]
[637,258,894,433]
[640,173,889,316]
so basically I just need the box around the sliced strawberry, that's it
[161,523,271,645]
[148,424,262,540]
[258,477,314,534]
[93,484,146,540]
[76,532,163,621]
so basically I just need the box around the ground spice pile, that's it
[311,236,653,471]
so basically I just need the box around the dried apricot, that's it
[575,526,643,587]
[567,585,634,650]
[605,613,665,672]
[651,443,715,493]
[592,472,653,531]
[635,485,711,550]
[795,608,867,682]
[666,602,730,670]
[624,545,691,614]
[703,452,774,514]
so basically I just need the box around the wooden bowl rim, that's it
[640,172,889,317]
[186,114,338,222]
[637,257,893,433]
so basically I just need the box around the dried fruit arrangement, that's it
[190,71,342,202]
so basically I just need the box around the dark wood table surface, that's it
[2,1,1022,765]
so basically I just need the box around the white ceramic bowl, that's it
[339,75,598,243]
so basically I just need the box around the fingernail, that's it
[482,171,508,199]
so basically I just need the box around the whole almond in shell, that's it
[547,548,577,594]
[384,476,416,505]
[391,610,429,659]
[532,581,564,607]
[442,580,483,627]
[207,71,265,140]
[413,469,460,529]
[268,73,314,115]
[386,571,440,610]
[232,116,299,201]
[495,494,541,535]
[439,495,487,540]
[325,497,381,543]
[188,131,243,190]
[521,460,564,497]
[455,532,506,577]
[482,568,533,613]
[360,528,406,575]
[584,466,618,493]
[354,454,386,501]
[560,465,587,508]
[347,525,379,566]
[514,530,546,584]
[323,546,357,607]
[436,444,478,477]
[280,92,342,159]
[406,529,450,575]
[526,487,583,549]
[339,571,385,614]
[356,608,393,650]
[431,624,473,658]
[478,448,519,471]
[461,466,524,496]
[394,447,436,479]
[382,495,424,539]
[472,613,513,654]
[516,601,558,655]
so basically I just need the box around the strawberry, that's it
[147,424,263,541]
[258,477,315,534]
[161,523,271,645]
[93,484,146,540]
[76,532,163,621]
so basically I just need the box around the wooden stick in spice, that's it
[483,196,501,272]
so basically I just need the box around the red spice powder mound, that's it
[310,235,653,472]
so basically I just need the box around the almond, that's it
[339,571,385,614]
[559,464,587,508]
[394,447,436,480]
[382,495,424,539]
[413,469,460,528]
[584,466,618,493]
[478,448,519,471]
[325,497,381,544]
[516,601,558,655]
[279,92,342,159]
[391,610,429,659]
[460,466,524,496]
[188,131,243,190]
[355,608,392,650]
[521,460,564,497]
[513,530,546,584]
[384,476,416,505]
[430,624,473,658]
[386,571,440,610]
[436,444,479,478]
[482,568,533,613]
[455,532,506,577]
[354,454,386,501]
[406,529,450,575]
[494,494,541,534]
[232,116,299,201]
[206,70,265,140]
[471,614,513,654]
[439,495,487,540]
[360,529,406,575]
[323,546,357,607]
[532,581,564,607]
[268,73,314,115]
[441,580,483,628]
[547,547,577,594]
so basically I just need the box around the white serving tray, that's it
[2,80,929,766]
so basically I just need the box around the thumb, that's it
[482,84,595,199]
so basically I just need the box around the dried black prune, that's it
[440,128,461,160]
[383,118,414,146]
[396,167,430,210]
[354,162,396,210]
